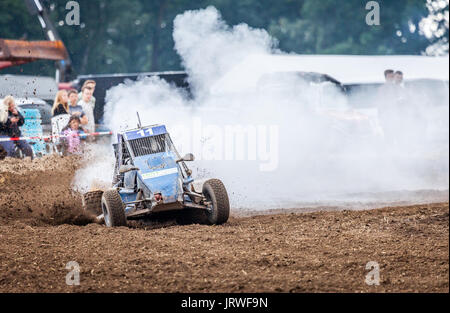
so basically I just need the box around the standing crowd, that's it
[52,79,96,134]
[0,80,97,159]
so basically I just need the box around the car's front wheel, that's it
[101,189,127,227]
[202,179,230,225]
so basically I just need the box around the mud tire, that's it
[82,190,103,215]
[202,179,230,225]
[101,189,126,227]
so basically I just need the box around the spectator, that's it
[77,80,96,134]
[0,97,7,124]
[384,69,395,84]
[68,89,78,107]
[379,69,397,98]
[394,70,404,86]
[0,96,33,158]
[52,90,70,116]
[68,89,88,125]
[394,70,418,146]
[394,71,406,99]
[0,99,7,160]
[61,115,86,155]
[377,69,398,144]
[78,80,96,106]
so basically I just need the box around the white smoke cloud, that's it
[72,143,115,193]
[76,6,449,209]
[173,6,278,95]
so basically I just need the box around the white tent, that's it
[212,54,449,94]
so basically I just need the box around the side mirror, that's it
[177,153,195,162]
[119,164,140,174]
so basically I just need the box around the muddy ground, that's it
[0,155,94,226]
[0,156,448,292]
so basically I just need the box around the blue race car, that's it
[82,124,230,227]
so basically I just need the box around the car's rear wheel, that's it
[101,189,126,227]
[82,190,103,215]
[202,179,230,225]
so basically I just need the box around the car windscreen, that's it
[127,133,176,157]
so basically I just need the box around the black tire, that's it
[101,189,126,227]
[82,190,103,215]
[202,179,230,225]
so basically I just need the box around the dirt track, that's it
[0,155,94,226]
[0,156,448,292]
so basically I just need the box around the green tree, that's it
[419,0,449,55]
[0,0,445,78]
[269,0,431,54]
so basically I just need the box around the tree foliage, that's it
[0,0,446,77]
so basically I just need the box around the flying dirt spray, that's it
[73,6,449,209]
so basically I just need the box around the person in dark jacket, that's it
[52,90,70,117]
[0,96,33,158]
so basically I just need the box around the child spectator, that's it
[68,89,80,108]
[61,115,86,155]
[68,89,88,125]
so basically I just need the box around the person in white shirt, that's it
[77,81,96,134]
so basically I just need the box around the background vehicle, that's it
[83,123,230,227]
[255,71,382,148]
